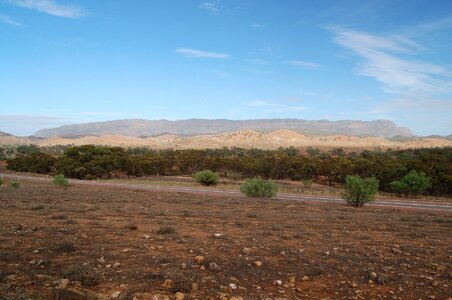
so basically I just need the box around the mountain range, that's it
[33,118,414,138]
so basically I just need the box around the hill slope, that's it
[3,129,451,150]
[33,118,414,138]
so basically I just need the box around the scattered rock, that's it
[229,283,237,290]
[213,233,222,238]
[242,247,252,255]
[254,261,262,267]
[175,292,185,300]
[194,255,204,264]
[376,274,389,285]
[161,279,173,290]
[111,291,121,298]
[274,280,282,286]
[302,276,309,281]
[209,262,221,271]
[57,279,69,289]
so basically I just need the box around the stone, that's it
[214,233,222,238]
[274,280,282,286]
[161,279,173,290]
[111,291,121,298]
[229,283,237,290]
[194,255,204,264]
[254,261,262,267]
[242,247,252,255]
[209,262,221,271]
[175,292,185,300]
[58,279,69,289]
[302,276,309,281]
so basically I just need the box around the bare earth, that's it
[2,129,452,150]
[0,181,451,299]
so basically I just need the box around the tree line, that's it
[5,145,452,196]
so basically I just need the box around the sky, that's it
[0,0,451,136]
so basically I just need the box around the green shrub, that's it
[302,179,313,189]
[11,181,20,189]
[342,175,379,207]
[0,178,3,186]
[194,170,219,186]
[240,178,278,198]
[53,174,69,187]
[390,170,431,197]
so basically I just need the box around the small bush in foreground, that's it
[11,181,20,189]
[390,170,431,197]
[194,170,219,186]
[342,175,379,207]
[240,178,278,198]
[157,226,176,235]
[53,174,69,187]
[0,178,3,186]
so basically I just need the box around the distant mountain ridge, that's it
[33,118,414,138]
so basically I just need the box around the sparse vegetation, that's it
[390,170,432,197]
[157,225,176,235]
[342,175,379,207]
[55,241,76,253]
[302,179,313,189]
[52,174,69,187]
[10,181,20,189]
[5,145,452,196]
[240,178,278,198]
[194,170,219,186]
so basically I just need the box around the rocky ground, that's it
[0,182,451,299]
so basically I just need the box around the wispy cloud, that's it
[404,16,452,37]
[7,0,85,18]
[0,13,22,26]
[284,60,322,70]
[373,97,452,113]
[246,58,271,65]
[198,1,220,13]
[247,100,305,112]
[252,23,266,29]
[176,48,230,59]
[79,112,142,118]
[332,28,452,94]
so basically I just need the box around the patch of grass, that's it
[11,181,20,189]
[55,241,76,253]
[156,226,176,235]
[62,264,100,287]
[49,213,68,220]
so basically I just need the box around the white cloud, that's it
[0,13,22,26]
[176,48,230,59]
[332,28,452,94]
[7,0,85,18]
[285,60,322,70]
[198,1,220,13]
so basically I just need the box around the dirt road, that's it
[2,173,452,213]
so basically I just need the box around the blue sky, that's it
[0,0,451,136]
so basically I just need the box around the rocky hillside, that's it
[3,129,451,150]
[33,119,414,138]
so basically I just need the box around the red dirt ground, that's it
[0,181,451,299]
